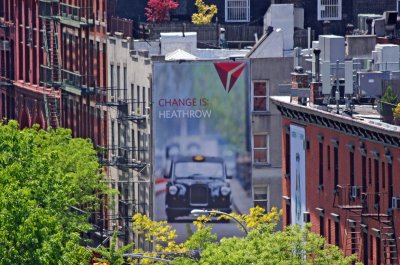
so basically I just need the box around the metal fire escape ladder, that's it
[43,92,60,129]
[381,213,399,265]
[361,192,399,265]
[52,19,62,85]
[334,185,363,259]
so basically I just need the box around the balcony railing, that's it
[61,69,95,95]
[39,0,59,18]
[333,185,363,209]
[59,2,94,28]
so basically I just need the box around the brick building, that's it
[0,0,109,244]
[0,0,108,144]
[272,96,400,265]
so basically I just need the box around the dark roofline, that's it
[271,97,400,147]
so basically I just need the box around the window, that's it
[111,120,115,152]
[142,86,146,115]
[327,145,331,171]
[131,84,134,111]
[253,134,269,164]
[285,129,290,177]
[350,150,354,187]
[318,0,342,21]
[131,129,136,160]
[117,65,120,98]
[368,158,372,184]
[334,219,340,247]
[320,215,325,237]
[381,161,385,189]
[362,155,366,192]
[374,158,379,205]
[110,64,114,99]
[319,142,324,187]
[123,66,127,99]
[136,85,140,111]
[253,81,269,111]
[334,145,338,188]
[253,186,269,210]
[225,0,250,22]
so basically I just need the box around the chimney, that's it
[310,48,322,104]
[314,48,321,82]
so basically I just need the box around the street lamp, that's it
[190,209,248,235]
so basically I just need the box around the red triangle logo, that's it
[214,62,246,93]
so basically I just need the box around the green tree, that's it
[129,206,361,265]
[94,231,134,265]
[192,0,217,25]
[0,121,109,264]
[381,85,398,105]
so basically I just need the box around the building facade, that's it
[0,0,109,245]
[248,55,293,215]
[0,1,108,146]
[272,97,400,265]
[107,33,152,249]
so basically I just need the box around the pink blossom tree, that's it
[145,0,179,23]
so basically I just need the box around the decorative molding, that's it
[276,105,400,148]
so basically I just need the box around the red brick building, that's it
[272,97,400,265]
[0,0,108,148]
[0,0,109,244]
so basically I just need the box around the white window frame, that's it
[252,133,270,165]
[225,0,250,22]
[252,80,270,112]
[317,0,342,21]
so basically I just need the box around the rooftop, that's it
[271,96,400,137]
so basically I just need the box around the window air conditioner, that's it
[351,186,359,199]
[392,197,400,209]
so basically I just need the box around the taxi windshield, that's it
[174,161,224,178]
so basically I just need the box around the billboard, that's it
[290,124,306,227]
[152,60,252,229]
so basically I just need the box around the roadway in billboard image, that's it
[152,60,253,241]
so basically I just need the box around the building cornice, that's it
[271,97,400,148]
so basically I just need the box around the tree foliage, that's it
[145,0,179,23]
[121,206,360,265]
[94,231,134,265]
[191,0,217,25]
[0,121,109,264]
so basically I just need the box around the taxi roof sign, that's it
[192,155,206,162]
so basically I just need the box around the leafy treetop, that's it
[191,0,218,25]
[0,120,109,265]
[145,0,179,23]
[382,85,398,104]
[96,206,360,265]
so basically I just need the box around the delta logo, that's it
[214,62,246,93]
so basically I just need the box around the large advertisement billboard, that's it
[290,124,306,227]
[152,60,252,233]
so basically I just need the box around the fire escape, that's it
[97,89,149,244]
[59,1,95,97]
[334,185,399,264]
[39,0,61,128]
[0,19,14,89]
